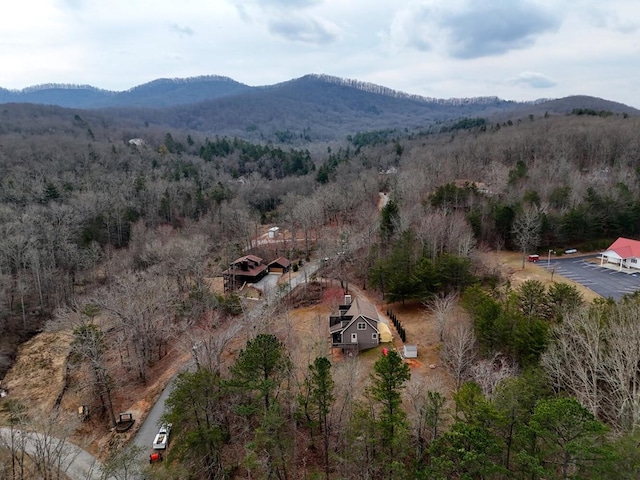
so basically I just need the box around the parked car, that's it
[565,248,578,254]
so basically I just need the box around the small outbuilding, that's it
[268,257,291,274]
[268,226,280,238]
[378,322,393,343]
[402,345,418,359]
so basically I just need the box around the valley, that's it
[1,81,640,478]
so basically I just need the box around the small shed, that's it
[403,345,418,359]
[378,322,393,343]
[268,226,280,239]
[268,257,291,274]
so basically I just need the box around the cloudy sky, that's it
[2,0,639,107]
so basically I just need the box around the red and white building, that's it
[600,237,640,271]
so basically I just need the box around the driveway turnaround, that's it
[539,255,640,301]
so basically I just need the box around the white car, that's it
[152,423,172,450]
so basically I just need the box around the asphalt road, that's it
[539,255,640,301]
[6,261,322,478]
[132,375,178,460]
[130,262,321,470]
[0,427,107,480]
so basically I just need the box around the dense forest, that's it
[2,102,640,479]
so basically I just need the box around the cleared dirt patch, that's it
[284,282,456,395]
[1,332,73,415]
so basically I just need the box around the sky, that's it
[2,0,640,107]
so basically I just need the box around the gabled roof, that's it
[330,298,380,335]
[222,263,267,277]
[604,237,640,259]
[235,254,263,264]
[345,297,379,321]
[269,257,291,268]
[223,255,267,277]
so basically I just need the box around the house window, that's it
[632,258,638,264]
[372,333,378,340]
[357,322,366,330]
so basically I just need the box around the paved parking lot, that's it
[539,255,640,301]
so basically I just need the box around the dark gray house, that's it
[329,295,380,353]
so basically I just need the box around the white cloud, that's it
[230,0,323,23]
[268,15,340,44]
[239,0,322,7]
[510,72,556,88]
[587,10,639,34]
[170,24,195,37]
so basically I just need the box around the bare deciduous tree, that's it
[441,323,477,391]
[292,195,323,260]
[24,408,84,480]
[185,320,242,374]
[426,292,458,342]
[100,442,146,480]
[93,271,175,383]
[47,302,122,428]
[603,300,640,430]
[541,307,606,419]
[0,401,29,480]
[469,354,517,398]
[330,357,363,464]
[511,206,542,269]
[544,299,640,431]
[405,375,448,460]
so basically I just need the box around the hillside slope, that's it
[2,74,638,141]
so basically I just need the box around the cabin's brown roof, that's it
[222,260,268,278]
[269,257,291,268]
[233,254,263,264]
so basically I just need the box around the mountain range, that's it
[1,74,637,141]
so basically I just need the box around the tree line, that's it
[143,329,639,480]
[2,104,640,478]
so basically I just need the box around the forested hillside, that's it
[4,74,637,142]
[2,104,640,479]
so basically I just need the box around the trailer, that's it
[115,412,135,433]
[153,423,172,450]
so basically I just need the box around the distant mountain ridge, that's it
[292,74,543,107]
[0,75,251,108]
[1,73,538,109]
[1,74,637,141]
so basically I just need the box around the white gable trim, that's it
[601,249,622,260]
[339,314,379,335]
